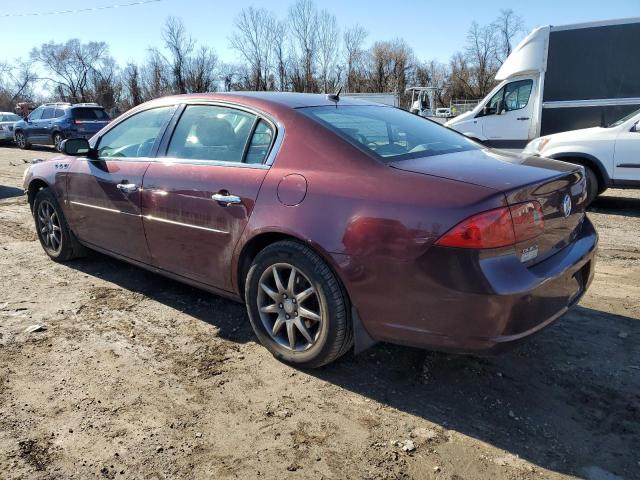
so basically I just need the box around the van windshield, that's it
[608,108,640,128]
[300,105,479,162]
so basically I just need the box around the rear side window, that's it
[167,105,257,163]
[98,106,174,158]
[73,108,110,120]
[246,120,274,164]
[301,105,478,162]
[54,108,66,118]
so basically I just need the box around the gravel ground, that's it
[0,145,638,480]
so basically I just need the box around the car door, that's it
[141,103,276,292]
[25,107,44,142]
[613,118,640,181]
[38,107,56,144]
[481,79,535,146]
[65,105,176,263]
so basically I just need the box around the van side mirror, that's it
[62,138,93,157]
[496,99,505,115]
[632,122,640,133]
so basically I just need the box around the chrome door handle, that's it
[117,183,138,194]
[212,193,242,205]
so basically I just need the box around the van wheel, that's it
[584,166,600,206]
[15,131,31,150]
[245,240,352,368]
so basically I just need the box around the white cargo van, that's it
[446,17,640,148]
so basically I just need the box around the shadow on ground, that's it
[591,195,640,218]
[66,251,639,479]
[0,185,24,199]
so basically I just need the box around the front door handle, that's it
[117,183,139,194]
[517,117,530,121]
[212,192,242,206]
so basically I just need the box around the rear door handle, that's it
[517,117,530,121]
[117,183,139,194]
[212,192,242,206]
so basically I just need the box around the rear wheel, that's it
[245,240,352,368]
[15,131,30,150]
[53,132,64,152]
[33,188,86,262]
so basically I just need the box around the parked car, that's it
[435,108,451,118]
[446,17,640,148]
[524,107,640,204]
[23,92,597,367]
[14,103,111,151]
[0,112,22,144]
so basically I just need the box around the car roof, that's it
[160,92,386,109]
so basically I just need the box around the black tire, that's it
[33,188,86,262]
[53,132,64,152]
[245,240,352,368]
[584,166,600,206]
[15,131,31,150]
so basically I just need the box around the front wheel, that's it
[584,166,600,206]
[15,131,31,150]
[33,188,86,262]
[245,240,352,368]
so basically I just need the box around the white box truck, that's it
[342,93,400,107]
[445,17,640,148]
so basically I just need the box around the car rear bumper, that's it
[347,216,598,354]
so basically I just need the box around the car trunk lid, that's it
[390,149,587,264]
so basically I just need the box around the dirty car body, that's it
[24,92,598,365]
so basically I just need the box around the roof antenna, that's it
[327,85,342,103]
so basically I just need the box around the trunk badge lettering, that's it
[562,194,572,218]
[521,245,539,263]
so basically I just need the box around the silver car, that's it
[0,112,22,143]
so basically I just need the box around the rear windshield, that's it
[72,108,110,120]
[300,105,478,162]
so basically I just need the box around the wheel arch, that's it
[235,230,349,301]
[27,178,50,210]
[548,152,610,193]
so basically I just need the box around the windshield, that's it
[1,113,21,122]
[608,108,640,128]
[300,105,479,162]
[73,108,110,120]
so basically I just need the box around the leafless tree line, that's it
[0,2,524,115]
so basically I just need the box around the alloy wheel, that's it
[257,263,324,352]
[16,132,26,149]
[54,134,63,152]
[37,200,62,254]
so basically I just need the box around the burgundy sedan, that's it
[23,93,597,367]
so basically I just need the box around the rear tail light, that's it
[436,201,544,249]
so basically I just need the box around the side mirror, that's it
[632,122,640,133]
[496,99,505,115]
[62,138,93,157]
[482,105,490,116]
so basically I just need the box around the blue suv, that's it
[14,103,111,151]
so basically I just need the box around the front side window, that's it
[483,88,505,116]
[29,108,43,122]
[98,106,174,158]
[167,105,257,163]
[301,105,479,162]
[503,80,533,111]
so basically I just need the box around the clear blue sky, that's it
[2,0,638,66]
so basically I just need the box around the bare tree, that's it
[122,62,144,108]
[0,59,37,111]
[272,20,289,91]
[316,9,339,93]
[369,39,412,94]
[288,0,318,92]
[31,39,112,103]
[162,17,195,94]
[142,48,172,99]
[494,9,525,62]
[464,21,499,97]
[343,25,367,92]
[229,7,276,91]
[186,46,218,93]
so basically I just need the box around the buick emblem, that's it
[562,194,572,218]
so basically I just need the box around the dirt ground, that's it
[0,145,638,480]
